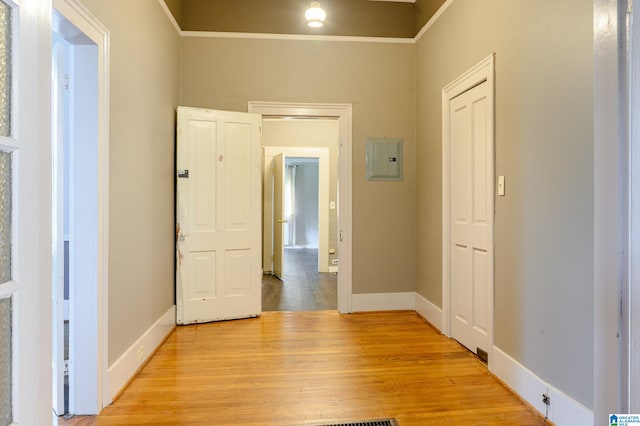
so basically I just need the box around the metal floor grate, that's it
[304,420,398,426]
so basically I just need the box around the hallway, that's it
[262,247,337,311]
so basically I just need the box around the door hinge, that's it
[64,74,70,90]
[339,230,344,242]
[177,169,189,178]
[63,359,70,377]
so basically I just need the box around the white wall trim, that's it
[414,292,442,332]
[157,0,181,35]
[414,0,455,42]
[352,292,415,312]
[492,346,594,426]
[107,306,176,401]
[182,30,414,44]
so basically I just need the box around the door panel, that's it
[449,81,491,356]
[177,107,262,325]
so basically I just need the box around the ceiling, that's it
[164,0,446,38]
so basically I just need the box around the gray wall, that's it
[181,37,417,295]
[415,0,594,409]
[293,161,320,247]
[77,0,180,364]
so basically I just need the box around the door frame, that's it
[262,146,331,274]
[248,102,353,313]
[441,54,495,368]
[52,0,110,413]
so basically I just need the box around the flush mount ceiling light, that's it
[305,2,326,28]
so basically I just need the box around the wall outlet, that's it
[331,259,339,265]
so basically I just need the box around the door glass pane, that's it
[0,297,11,426]
[0,1,10,137]
[0,151,9,284]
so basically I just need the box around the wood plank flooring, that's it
[262,247,337,311]
[60,311,547,425]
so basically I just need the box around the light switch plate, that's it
[498,176,505,196]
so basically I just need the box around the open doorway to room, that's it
[261,119,339,312]
[249,102,353,314]
[51,0,109,416]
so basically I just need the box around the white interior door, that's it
[176,107,262,325]
[273,153,286,279]
[449,80,492,359]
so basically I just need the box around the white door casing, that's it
[52,0,110,413]
[176,107,262,324]
[273,152,285,278]
[442,55,495,367]
[51,35,66,417]
[248,102,353,313]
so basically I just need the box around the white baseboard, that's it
[492,346,593,426]
[107,305,176,400]
[351,292,415,312]
[328,266,338,273]
[414,292,442,332]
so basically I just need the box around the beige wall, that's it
[181,37,416,294]
[416,0,594,408]
[78,0,180,364]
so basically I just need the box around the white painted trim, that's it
[107,306,176,400]
[352,292,415,312]
[157,0,181,34]
[593,0,625,420]
[414,0,455,42]
[182,30,414,44]
[248,102,353,314]
[414,292,442,332]
[328,266,338,273]
[52,0,110,412]
[441,55,495,369]
[492,346,594,426]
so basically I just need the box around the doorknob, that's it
[276,219,288,223]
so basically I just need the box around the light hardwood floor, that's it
[61,311,547,425]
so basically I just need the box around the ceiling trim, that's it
[158,0,181,34]
[415,0,455,42]
[158,0,455,44]
[181,30,414,44]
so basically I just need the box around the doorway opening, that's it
[51,0,109,416]
[249,102,353,314]
[262,151,337,311]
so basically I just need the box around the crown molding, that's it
[181,30,414,44]
[415,0,455,42]
[158,0,455,44]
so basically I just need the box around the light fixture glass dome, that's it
[305,2,326,28]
